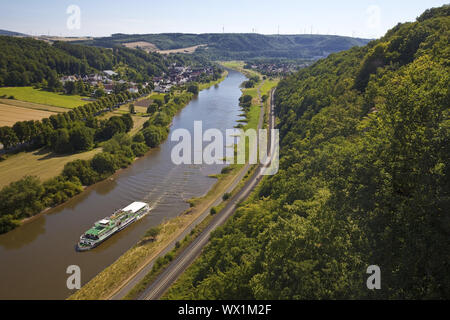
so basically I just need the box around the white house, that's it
[103,70,118,77]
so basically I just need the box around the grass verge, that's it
[122,213,215,299]
[0,98,67,113]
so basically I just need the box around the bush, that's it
[114,148,134,168]
[187,84,199,95]
[221,166,232,174]
[154,257,165,269]
[131,142,149,157]
[133,132,145,143]
[63,159,99,186]
[147,103,158,114]
[42,176,83,207]
[152,112,170,127]
[143,125,166,148]
[242,80,255,88]
[145,226,161,238]
[165,252,174,262]
[91,152,117,175]
[239,95,252,104]
[69,126,94,152]
[0,215,20,234]
[0,176,45,219]
[97,116,126,141]
[51,128,72,153]
[121,113,134,132]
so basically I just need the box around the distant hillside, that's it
[0,29,28,37]
[75,33,371,60]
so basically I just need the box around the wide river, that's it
[0,70,246,299]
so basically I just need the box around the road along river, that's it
[0,70,246,299]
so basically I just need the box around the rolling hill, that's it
[0,29,28,37]
[75,33,371,60]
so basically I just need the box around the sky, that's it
[0,0,448,39]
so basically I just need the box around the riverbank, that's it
[219,61,261,79]
[69,69,277,300]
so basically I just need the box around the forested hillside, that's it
[0,36,211,86]
[0,29,28,36]
[76,33,370,60]
[166,5,450,299]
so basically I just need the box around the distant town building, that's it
[103,70,118,77]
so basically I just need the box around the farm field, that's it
[0,147,102,189]
[122,42,206,55]
[0,104,57,126]
[0,87,90,109]
[0,98,67,113]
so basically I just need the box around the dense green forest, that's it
[166,6,450,299]
[0,36,212,86]
[75,33,370,60]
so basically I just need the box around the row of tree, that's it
[0,36,216,87]
[241,75,260,89]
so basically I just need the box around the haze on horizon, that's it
[0,0,448,39]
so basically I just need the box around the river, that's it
[0,69,246,299]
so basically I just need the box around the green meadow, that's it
[0,87,90,109]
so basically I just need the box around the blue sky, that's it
[0,0,447,38]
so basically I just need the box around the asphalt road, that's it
[139,87,276,300]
